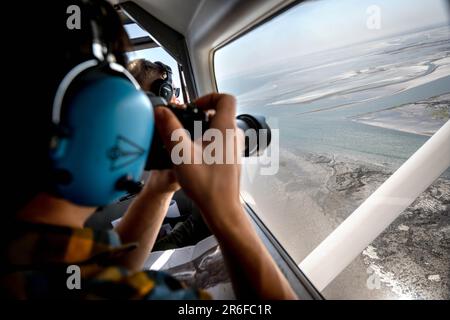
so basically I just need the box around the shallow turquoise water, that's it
[240,76,450,174]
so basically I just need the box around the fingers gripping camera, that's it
[145,94,272,170]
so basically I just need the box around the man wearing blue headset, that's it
[1,0,296,300]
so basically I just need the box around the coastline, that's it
[351,120,435,136]
[351,93,450,137]
[241,149,450,299]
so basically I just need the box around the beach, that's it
[352,93,450,136]
[242,149,449,299]
[215,23,450,299]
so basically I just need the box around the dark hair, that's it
[59,0,131,76]
[6,0,132,214]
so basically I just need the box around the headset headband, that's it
[49,0,154,206]
[52,61,141,125]
[52,0,142,126]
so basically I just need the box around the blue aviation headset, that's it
[50,0,154,206]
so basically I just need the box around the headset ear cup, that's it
[50,135,69,160]
[151,79,173,102]
[49,122,71,158]
[49,130,73,188]
[50,70,154,206]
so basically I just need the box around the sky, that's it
[214,0,450,78]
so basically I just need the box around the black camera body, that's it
[145,94,271,170]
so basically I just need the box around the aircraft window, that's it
[127,48,184,104]
[124,23,149,39]
[214,0,450,299]
[124,23,185,103]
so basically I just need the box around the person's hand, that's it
[141,170,180,196]
[154,93,243,214]
[170,94,181,105]
[116,169,179,272]
[154,94,297,300]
